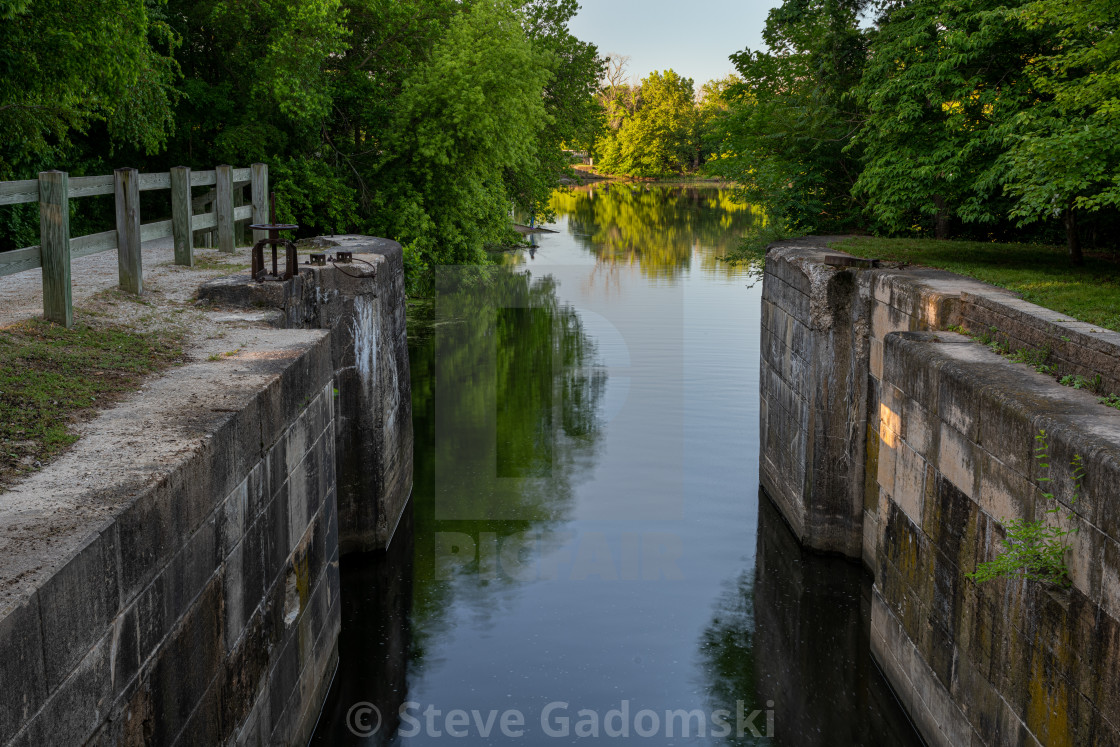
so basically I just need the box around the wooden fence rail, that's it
[0,163,269,327]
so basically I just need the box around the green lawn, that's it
[0,318,183,487]
[836,237,1120,332]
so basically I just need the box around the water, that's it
[311,185,921,745]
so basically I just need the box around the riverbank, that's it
[836,236,1120,332]
[564,165,733,188]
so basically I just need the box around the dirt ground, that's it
[0,236,262,332]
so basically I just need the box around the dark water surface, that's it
[311,185,922,745]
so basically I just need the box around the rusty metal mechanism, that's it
[248,193,299,282]
[335,251,353,263]
[309,253,327,266]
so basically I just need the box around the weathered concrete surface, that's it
[874,330,1120,746]
[759,243,872,556]
[960,291,1120,396]
[201,236,413,553]
[0,234,413,746]
[760,242,1120,746]
[0,327,340,747]
[760,242,992,557]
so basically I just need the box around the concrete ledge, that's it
[0,310,342,746]
[960,291,1120,395]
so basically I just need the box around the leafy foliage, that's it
[374,0,549,276]
[718,0,1120,257]
[997,0,1120,262]
[708,0,872,235]
[968,430,1080,586]
[0,0,179,178]
[595,70,699,177]
[0,0,605,289]
[849,0,1047,237]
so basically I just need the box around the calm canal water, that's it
[311,185,922,745]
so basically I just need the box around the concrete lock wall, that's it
[200,235,414,554]
[760,242,1120,746]
[0,236,412,746]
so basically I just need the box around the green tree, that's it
[504,0,606,223]
[162,0,347,168]
[0,0,178,178]
[850,0,1053,239]
[596,69,698,177]
[374,0,551,276]
[0,0,604,287]
[997,0,1120,264]
[696,75,740,170]
[714,0,872,235]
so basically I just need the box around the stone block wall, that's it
[1,234,414,746]
[873,331,1120,746]
[959,291,1120,395]
[760,242,1120,746]
[759,245,872,557]
[0,333,340,747]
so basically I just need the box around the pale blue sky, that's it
[569,0,781,87]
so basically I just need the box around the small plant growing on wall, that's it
[968,430,1082,587]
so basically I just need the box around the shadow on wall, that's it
[309,502,415,746]
[698,489,923,746]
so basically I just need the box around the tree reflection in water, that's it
[550,184,763,278]
[697,491,923,746]
[418,266,608,663]
[312,268,607,745]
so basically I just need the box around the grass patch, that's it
[836,237,1120,332]
[0,318,184,487]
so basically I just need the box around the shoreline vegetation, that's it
[701,0,1120,267]
[2,0,1116,299]
[0,0,608,295]
[563,167,732,188]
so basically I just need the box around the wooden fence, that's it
[0,163,269,327]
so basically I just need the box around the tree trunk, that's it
[932,195,950,240]
[1064,207,1084,266]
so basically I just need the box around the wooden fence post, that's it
[170,166,193,266]
[251,162,269,244]
[215,164,234,253]
[233,185,246,247]
[114,167,143,294]
[39,170,73,327]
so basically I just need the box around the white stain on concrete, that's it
[352,296,378,393]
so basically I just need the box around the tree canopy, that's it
[0,0,605,289]
[708,0,1120,259]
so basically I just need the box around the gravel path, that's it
[0,237,257,327]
